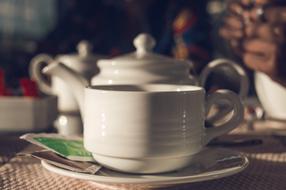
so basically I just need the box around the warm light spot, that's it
[58,115,68,126]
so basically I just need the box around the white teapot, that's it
[30,41,104,135]
[30,40,104,112]
[90,33,249,98]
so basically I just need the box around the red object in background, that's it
[20,78,39,97]
[0,69,6,96]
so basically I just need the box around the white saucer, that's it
[42,148,249,188]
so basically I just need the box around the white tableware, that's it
[30,41,104,135]
[255,72,286,120]
[43,62,243,174]
[30,40,103,112]
[32,33,249,136]
[36,34,248,99]
[42,147,249,188]
[54,114,82,135]
[92,33,249,98]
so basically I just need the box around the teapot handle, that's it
[29,54,54,95]
[199,58,249,99]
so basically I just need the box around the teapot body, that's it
[51,77,79,112]
[90,34,248,99]
[91,63,197,85]
[91,34,197,86]
[30,41,102,135]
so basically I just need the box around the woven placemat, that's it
[0,135,286,190]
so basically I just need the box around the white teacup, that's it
[84,84,243,173]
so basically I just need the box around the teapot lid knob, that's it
[77,40,93,57]
[134,33,155,55]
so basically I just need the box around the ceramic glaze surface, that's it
[30,41,103,135]
[30,41,101,112]
[91,33,249,99]
[84,86,205,158]
[92,33,195,85]
[81,85,243,173]
[255,72,286,120]
[42,148,249,187]
[51,77,78,111]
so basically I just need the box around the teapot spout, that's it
[43,61,88,118]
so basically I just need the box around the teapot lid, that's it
[57,40,104,64]
[57,41,105,79]
[97,33,189,68]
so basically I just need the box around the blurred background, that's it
[0,0,250,94]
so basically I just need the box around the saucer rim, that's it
[41,148,249,185]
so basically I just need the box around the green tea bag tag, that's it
[21,133,94,162]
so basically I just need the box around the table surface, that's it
[1,121,286,190]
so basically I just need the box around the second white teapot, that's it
[91,33,249,98]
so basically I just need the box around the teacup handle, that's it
[29,54,54,95]
[204,89,244,145]
[199,58,249,99]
